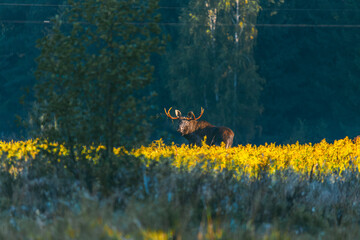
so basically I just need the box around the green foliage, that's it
[2,147,360,239]
[2,0,360,146]
[256,0,360,143]
[32,0,165,148]
[165,0,265,143]
[0,0,62,136]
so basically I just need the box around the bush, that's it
[1,140,360,239]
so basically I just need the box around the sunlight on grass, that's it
[1,137,360,179]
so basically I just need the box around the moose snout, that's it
[177,128,182,134]
[177,126,184,135]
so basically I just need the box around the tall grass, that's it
[0,138,360,239]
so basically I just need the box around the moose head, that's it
[164,107,234,148]
[165,107,204,136]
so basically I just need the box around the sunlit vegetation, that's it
[2,137,360,179]
[1,138,360,239]
[2,0,360,239]
[134,137,360,179]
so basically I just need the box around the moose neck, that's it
[187,120,213,134]
[182,120,214,144]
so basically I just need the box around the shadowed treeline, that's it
[1,0,360,146]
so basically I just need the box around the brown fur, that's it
[165,107,235,148]
[179,120,234,148]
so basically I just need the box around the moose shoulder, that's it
[164,107,234,148]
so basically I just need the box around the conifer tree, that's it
[256,0,360,142]
[0,0,61,136]
[32,0,164,150]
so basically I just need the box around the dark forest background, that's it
[1,0,360,145]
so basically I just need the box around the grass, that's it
[0,138,360,239]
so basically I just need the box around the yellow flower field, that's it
[1,137,360,178]
[133,137,360,178]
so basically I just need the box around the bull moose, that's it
[164,107,234,148]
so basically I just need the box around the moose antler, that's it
[164,107,180,120]
[192,107,204,120]
[165,107,204,120]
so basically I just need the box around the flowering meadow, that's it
[1,138,360,239]
[134,137,360,178]
[2,137,360,179]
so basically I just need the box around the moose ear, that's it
[187,111,196,120]
[175,110,182,117]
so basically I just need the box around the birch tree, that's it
[168,0,264,142]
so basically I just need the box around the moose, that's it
[164,107,234,148]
